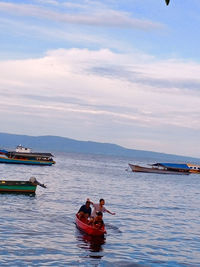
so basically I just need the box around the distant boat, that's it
[128,163,190,175]
[0,177,46,194]
[0,145,55,166]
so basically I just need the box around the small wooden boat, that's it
[129,163,190,175]
[0,145,55,166]
[75,214,107,236]
[0,177,46,194]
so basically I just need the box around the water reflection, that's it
[76,229,106,259]
[0,192,36,197]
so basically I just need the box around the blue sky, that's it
[0,0,200,157]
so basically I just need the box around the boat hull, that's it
[0,157,55,166]
[129,164,189,175]
[75,215,106,236]
[0,180,37,194]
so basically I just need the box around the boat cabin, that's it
[16,145,32,153]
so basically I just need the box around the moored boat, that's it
[129,163,190,175]
[0,177,46,194]
[75,214,107,236]
[0,145,55,166]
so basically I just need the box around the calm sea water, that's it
[0,152,199,267]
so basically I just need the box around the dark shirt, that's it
[78,205,91,216]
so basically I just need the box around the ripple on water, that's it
[0,153,200,266]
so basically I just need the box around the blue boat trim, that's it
[0,157,54,165]
[152,163,190,170]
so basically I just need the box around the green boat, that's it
[0,177,46,194]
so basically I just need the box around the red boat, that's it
[75,214,107,236]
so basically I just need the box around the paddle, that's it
[165,0,170,5]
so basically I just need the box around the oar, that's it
[165,0,170,5]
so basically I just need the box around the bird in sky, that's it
[165,0,170,5]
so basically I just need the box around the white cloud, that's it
[0,48,200,156]
[0,16,132,53]
[35,0,58,5]
[0,1,162,30]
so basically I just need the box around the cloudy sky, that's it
[1,0,200,157]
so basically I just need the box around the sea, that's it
[0,152,199,267]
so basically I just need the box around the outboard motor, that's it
[29,177,47,188]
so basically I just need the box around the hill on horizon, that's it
[0,132,199,163]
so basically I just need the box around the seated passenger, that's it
[93,211,104,229]
[77,199,92,222]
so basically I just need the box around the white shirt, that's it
[91,203,107,217]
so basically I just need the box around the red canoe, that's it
[75,214,107,236]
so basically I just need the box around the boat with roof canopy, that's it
[0,145,55,166]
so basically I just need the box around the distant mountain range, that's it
[0,132,199,162]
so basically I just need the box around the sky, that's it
[1,0,200,157]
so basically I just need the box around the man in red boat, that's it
[92,211,104,229]
[77,199,92,221]
[89,198,116,218]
